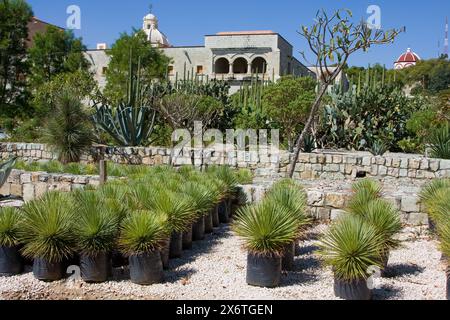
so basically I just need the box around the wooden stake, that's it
[99,160,107,185]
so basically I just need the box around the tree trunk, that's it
[288,85,329,178]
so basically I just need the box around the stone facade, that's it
[85,14,314,95]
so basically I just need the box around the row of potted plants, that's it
[0,165,245,286]
[318,179,403,300]
[233,179,311,288]
[419,178,450,300]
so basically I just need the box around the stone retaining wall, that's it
[0,168,429,226]
[1,143,449,182]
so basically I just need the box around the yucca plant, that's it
[0,207,23,276]
[72,191,120,283]
[45,93,93,164]
[438,220,450,300]
[429,124,450,160]
[318,214,384,300]
[419,179,450,230]
[119,210,168,285]
[265,179,311,270]
[20,192,75,281]
[233,200,299,288]
[347,179,382,216]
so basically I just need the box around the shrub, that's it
[428,124,450,160]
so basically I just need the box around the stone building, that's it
[85,13,315,94]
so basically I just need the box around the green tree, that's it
[401,57,450,94]
[0,0,33,117]
[28,26,90,88]
[288,9,402,177]
[104,30,171,103]
[262,76,316,151]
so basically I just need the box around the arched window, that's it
[251,57,267,74]
[215,58,230,74]
[233,58,248,74]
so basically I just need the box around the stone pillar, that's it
[229,62,234,76]
[247,62,252,75]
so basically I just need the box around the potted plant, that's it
[0,207,23,276]
[265,180,310,271]
[319,215,383,300]
[151,189,196,259]
[20,192,75,282]
[72,191,119,283]
[119,210,168,285]
[207,166,238,223]
[233,201,298,288]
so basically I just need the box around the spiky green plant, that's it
[181,181,217,217]
[347,179,382,216]
[419,179,450,214]
[438,220,450,258]
[318,215,384,281]
[151,190,197,233]
[72,191,120,256]
[266,179,311,231]
[235,169,253,185]
[426,188,450,225]
[206,166,239,198]
[20,192,75,262]
[233,200,299,256]
[363,199,402,251]
[368,140,389,156]
[429,124,450,160]
[0,207,22,247]
[119,211,169,256]
[45,93,93,164]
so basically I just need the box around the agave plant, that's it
[0,157,17,191]
[92,57,162,147]
[318,215,383,281]
[20,192,75,263]
[368,140,389,156]
[233,200,299,257]
[118,211,168,256]
[0,207,22,247]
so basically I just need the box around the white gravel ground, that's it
[0,224,447,300]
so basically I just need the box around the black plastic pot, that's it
[246,253,281,288]
[169,231,183,259]
[205,211,214,234]
[80,252,111,283]
[192,216,205,241]
[212,206,220,228]
[129,251,164,286]
[182,225,193,250]
[281,242,295,271]
[33,258,64,282]
[0,246,23,276]
[218,200,230,223]
[334,277,372,300]
[160,241,170,270]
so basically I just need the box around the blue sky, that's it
[27,0,449,68]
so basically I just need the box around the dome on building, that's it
[394,48,421,69]
[142,13,171,48]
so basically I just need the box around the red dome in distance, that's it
[396,48,421,63]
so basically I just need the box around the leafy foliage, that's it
[0,0,33,118]
[428,123,450,159]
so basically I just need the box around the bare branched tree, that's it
[288,9,403,177]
